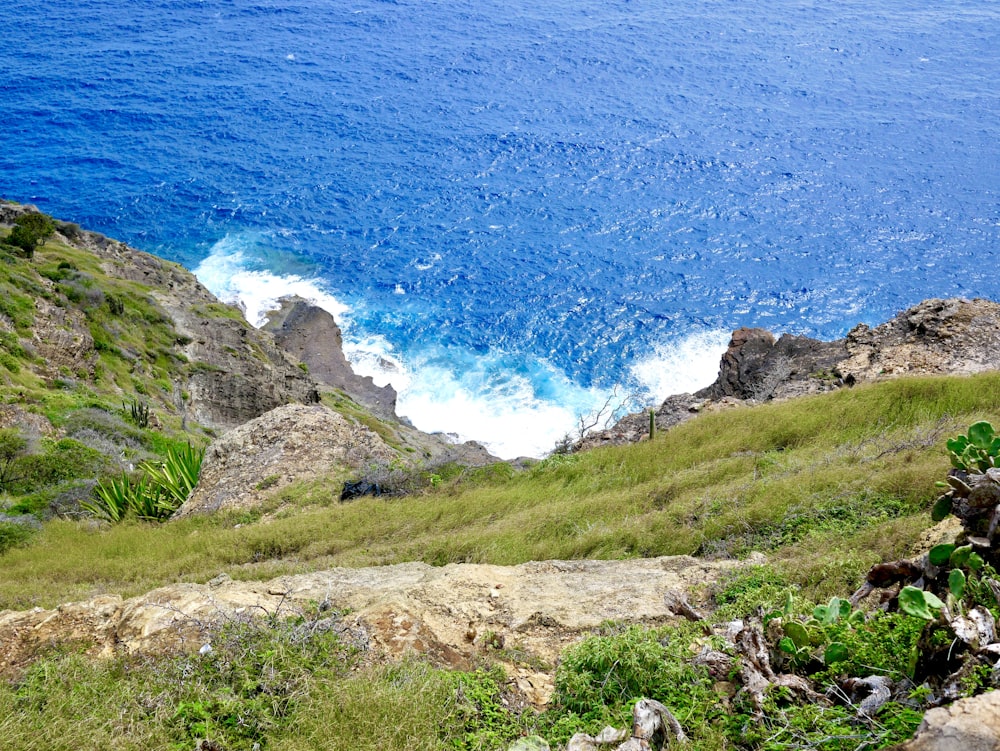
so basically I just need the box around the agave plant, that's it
[84,443,205,523]
[81,473,133,522]
[138,443,205,515]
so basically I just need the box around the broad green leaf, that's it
[898,586,943,621]
[947,436,970,454]
[929,543,956,566]
[824,642,849,665]
[784,621,810,649]
[931,495,953,523]
[968,552,985,571]
[968,421,995,449]
[782,590,795,617]
[950,545,973,568]
[949,568,967,600]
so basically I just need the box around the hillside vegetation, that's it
[2,210,999,750]
[3,370,996,610]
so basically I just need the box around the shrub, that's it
[6,212,55,257]
[0,520,36,554]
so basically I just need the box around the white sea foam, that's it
[349,350,608,459]
[192,234,730,459]
[629,330,731,403]
[192,234,348,326]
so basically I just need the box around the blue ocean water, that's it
[2,0,999,456]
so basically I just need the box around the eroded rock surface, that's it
[0,556,745,683]
[175,403,397,517]
[263,296,398,420]
[890,690,1000,751]
[582,298,1000,450]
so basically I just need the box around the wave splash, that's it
[194,234,727,458]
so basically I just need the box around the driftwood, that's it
[733,621,828,711]
[839,675,893,718]
[565,698,687,751]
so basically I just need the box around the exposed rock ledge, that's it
[582,298,1000,450]
[0,554,748,699]
[173,403,396,517]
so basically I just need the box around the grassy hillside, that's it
[3,372,997,610]
[3,371,994,749]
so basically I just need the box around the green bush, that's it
[543,623,718,746]
[6,212,55,257]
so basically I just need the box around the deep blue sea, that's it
[2,0,999,456]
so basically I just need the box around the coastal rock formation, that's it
[704,327,848,402]
[87,236,320,430]
[0,555,745,679]
[263,296,398,420]
[841,297,1000,381]
[1,201,319,430]
[581,298,1000,450]
[174,403,396,517]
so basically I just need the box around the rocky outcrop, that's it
[583,298,1000,450]
[0,555,746,682]
[1,201,320,431]
[263,296,398,420]
[841,298,1000,381]
[80,234,320,430]
[890,690,1000,751]
[174,403,397,517]
[704,328,848,402]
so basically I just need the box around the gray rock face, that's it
[703,328,848,402]
[841,297,1000,381]
[584,298,1000,451]
[263,296,398,419]
[73,230,320,430]
[174,403,396,517]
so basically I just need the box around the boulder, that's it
[890,690,1000,751]
[174,403,396,517]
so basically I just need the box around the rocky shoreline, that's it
[579,297,1000,451]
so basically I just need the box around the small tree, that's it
[6,212,55,258]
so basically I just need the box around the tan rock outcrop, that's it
[889,690,1000,751]
[0,555,744,676]
[174,403,397,517]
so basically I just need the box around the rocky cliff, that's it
[580,297,1000,450]
[0,201,318,432]
[262,296,399,420]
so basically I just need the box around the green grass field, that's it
[4,372,998,612]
